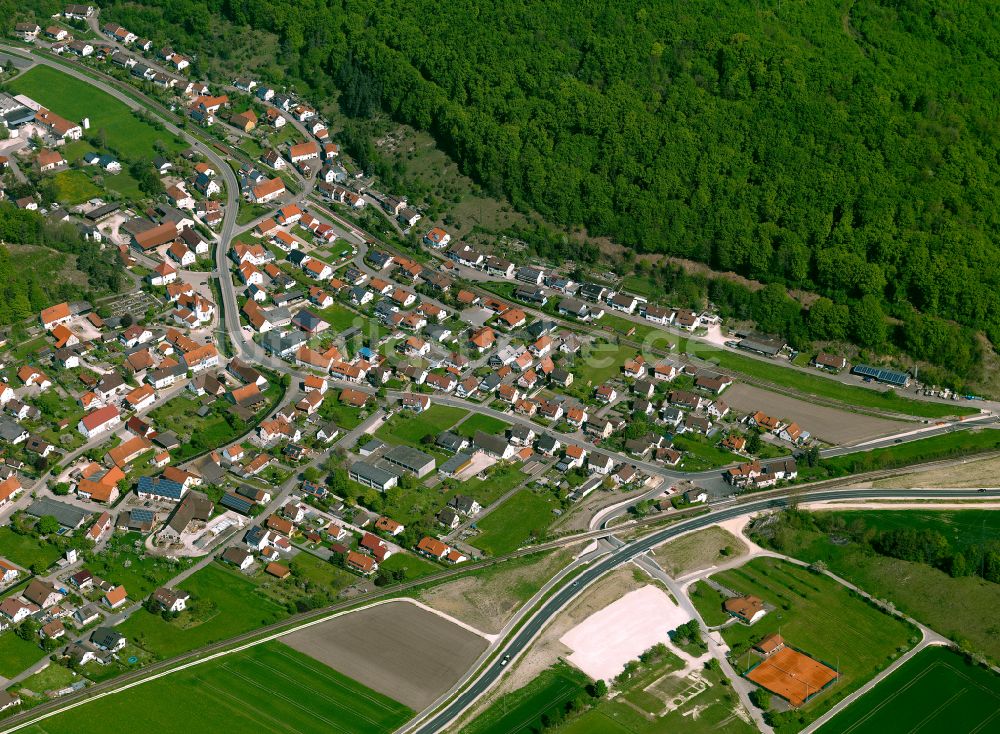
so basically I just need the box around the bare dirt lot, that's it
[651,526,748,578]
[560,585,690,681]
[419,548,576,635]
[723,383,912,444]
[281,599,489,710]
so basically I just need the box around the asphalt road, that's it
[410,487,1000,733]
[5,43,1000,734]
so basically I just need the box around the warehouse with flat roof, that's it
[381,445,436,478]
[349,461,398,491]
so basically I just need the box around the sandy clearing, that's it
[560,585,691,681]
[452,451,496,481]
[650,526,748,578]
[281,598,488,710]
[722,383,913,444]
[806,501,1000,511]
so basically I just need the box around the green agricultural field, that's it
[16,661,80,694]
[104,170,146,201]
[319,398,365,430]
[9,335,50,362]
[712,558,915,733]
[118,563,287,659]
[455,413,510,438]
[448,463,526,508]
[470,489,560,555]
[8,66,186,160]
[60,139,97,163]
[237,202,272,225]
[460,663,590,734]
[30,388,85,427]
[375,405,468,447]
[598,313,672,346]
[818,647,1000,734]
[0,633,44,678]
[619,275,660,299]
[51,169,102,204]
[0,527,64,571]
[17,642,412,734]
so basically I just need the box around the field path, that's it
[633,553,773,734]
[683,521,954,734]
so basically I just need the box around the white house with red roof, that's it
[78,405,121,438]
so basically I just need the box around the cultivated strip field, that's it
[281,599,489,709]
[722,384,912,444]
[818,646,1000,734]
[15,642,412,734]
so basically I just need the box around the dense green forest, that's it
[17,0,999,381]
[762,509,1000,585]
[0,204,123,325]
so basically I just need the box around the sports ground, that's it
[15,642,412,734]
[818,646,1000,734]
[747,646,839,707]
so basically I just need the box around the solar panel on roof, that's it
[221,493,253,514]
[130,509,155,522]
[852,363,909,386]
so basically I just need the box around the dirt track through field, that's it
[723,384,912,444]
[281,599,489,710]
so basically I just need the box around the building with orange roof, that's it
[181,344,219,373]
[469,326,495,353]
[107,436,152,468]
[250,177,285,204]
[40,302,71,330]
[417,536,449,559]
[288,141,319,163]
[17,366,52,390]
[346,551,377,575]
[103,585,128,609]
[50,323,79,349]
[0,476,23,506]
[124,384,156,411]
